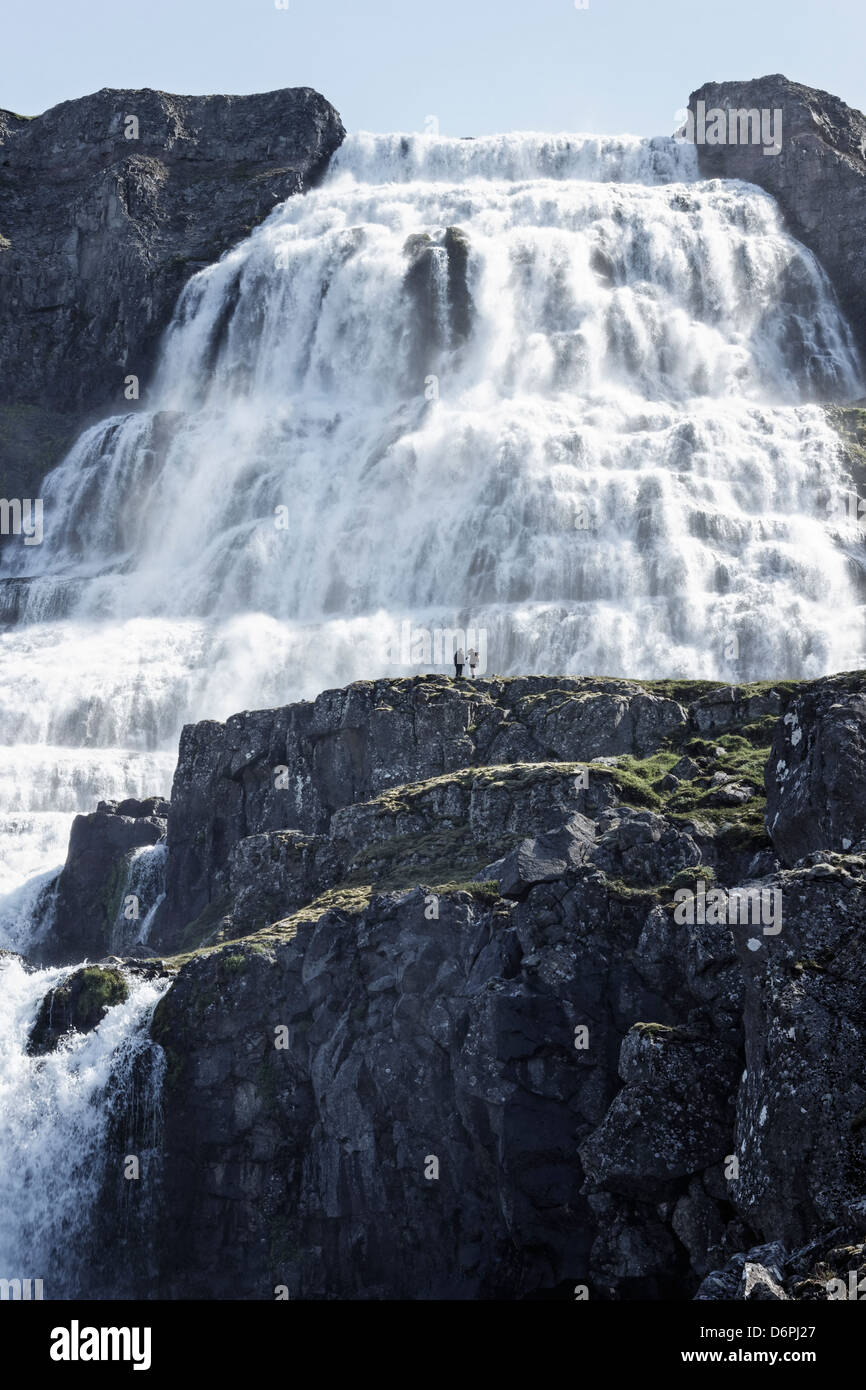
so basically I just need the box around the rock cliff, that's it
[27,671,866,1299]
[0,86,345,503]
[687,74,866,370]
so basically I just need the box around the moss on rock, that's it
[28,965,129,1054]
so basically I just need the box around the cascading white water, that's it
[118,843,168,952]
[0,125,863,1301]
[1,129,865,937]
[0,955,168,1297]
[0,745,175,953]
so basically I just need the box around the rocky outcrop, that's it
[764,672,866,864]
[26,670,866,1299]
[687,75,866,368]
[153,677,689,952]
[730,850,866,1246]
[698,1231,866,1300]
[27,964,129,1054]
[39,797,169,964]
[0,86,345,501]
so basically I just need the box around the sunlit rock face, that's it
[689,74,866,364]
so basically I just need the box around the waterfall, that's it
[0,747,175,954]
[0,128,864,938]
[0,124,863,1299]
[117,843,168,952]
[0,955,169,1298]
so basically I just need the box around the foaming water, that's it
[327,130,701,184]
[0,127,863,1293]
[117,842,167,952]
[0,129,864,935]
[0,956,168,1297]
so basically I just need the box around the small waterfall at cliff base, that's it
[0,956,169,1298]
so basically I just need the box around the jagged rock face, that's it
[0,86,345,498]
[568,852,866,1296]
[730,853,866,1247]
[140,672,777,1298]
[697,1233,866,1301]
[580,1024,741,1193]
[330,761,619,857]
[150,872,703,1300]
[483,812,597,898]
[228,831,335,937]
[589,808,703,887]
[690,684,782,735]
[155,676,688,951]
[688,74,866,366]
[39,799,168,964]
[26,669,866,1298]
[764,675,866,864]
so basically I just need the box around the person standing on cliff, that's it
[468,648,479,677]
[454,647,465,679]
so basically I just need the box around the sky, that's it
[2,0,865,137]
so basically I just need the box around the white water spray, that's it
[0,956,168,1297]
[0,123,863,1301]
[0,128,863,933]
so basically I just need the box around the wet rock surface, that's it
[27,964,129,1054]
[688,74,866,366]
[37,799,168,964]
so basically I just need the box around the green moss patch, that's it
[28,965,129,1055]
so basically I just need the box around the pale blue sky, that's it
[3,0,865,136]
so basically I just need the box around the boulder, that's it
[589,808,703,887]
[28,965,129,1054]
[481,812,596,898]
[579,1023,740,1194]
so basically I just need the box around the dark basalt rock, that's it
[227,830,336,937]
[687,75,866,369]
[482,811,596,898]
[697,1232,866,1300]
[0,86,345,503]
[32,668,866,1299]
[764,674,866,865]
[729,852,866,1247]
[28,964,129,1054]
[37,799,168,964]
[148,873,692,1299]
[579,1023,741,1194]
[589,807,704,887]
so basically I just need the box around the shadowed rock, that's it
[0,86,345,500]
[764,675,866,864]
